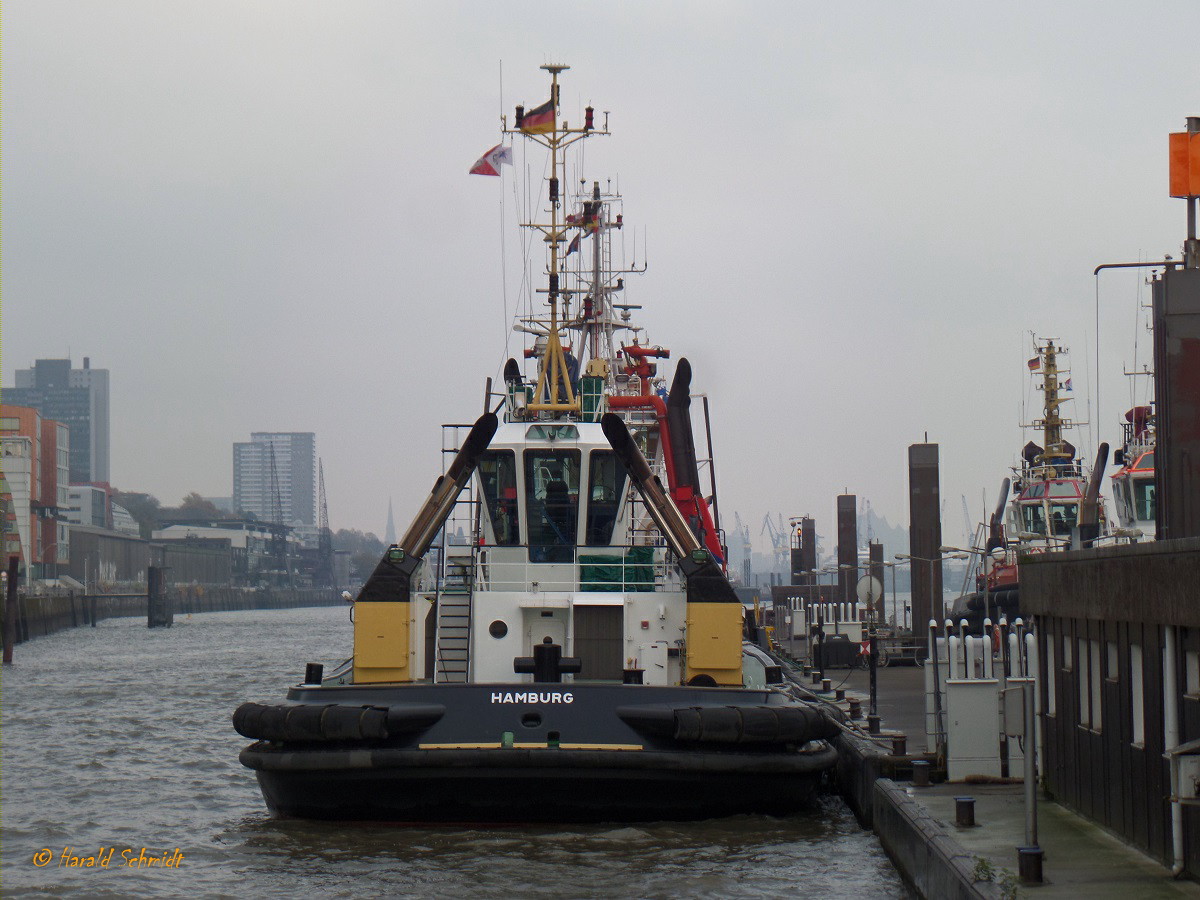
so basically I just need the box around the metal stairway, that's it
[435,551,474,683]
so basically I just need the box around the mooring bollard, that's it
[955,796,976,827]
[866,713,880,734]
[891,734,907,756]
[811,671,821,685]
[912,759,931,787]
[1018,846,1044,883]
[835,688,846,701]
[821,678,832,693]
[847,698,861,719]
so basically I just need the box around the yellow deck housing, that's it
[684,602,744,685]
[353,601,412,683]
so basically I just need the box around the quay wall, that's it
[1023,537,1200,875]
[872,780,1001,900]
[835,729,929,828]
[2,588,344,646]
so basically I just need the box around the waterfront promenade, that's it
[835,664,1200,897]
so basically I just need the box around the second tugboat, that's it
[951,338,1109,628]
[233,64,838,823]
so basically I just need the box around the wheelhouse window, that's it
[585,451,628,546]
[1048,502,1078,536]
[1021,503,1046,535]
[525,449,581,562]
[479,451,519,545]
[1133,477,1155,522]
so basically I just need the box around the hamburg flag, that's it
[1027,356,1041,371]
[518,98,555,134]
[469,143,512,176]
[565,233,581,257]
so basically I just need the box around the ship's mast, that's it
[506,63,606,418]
[1032,339,1073,476]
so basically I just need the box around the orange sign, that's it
[1169,131,1200,197]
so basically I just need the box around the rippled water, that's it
[1,607,909,898]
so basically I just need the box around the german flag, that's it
[519,98,555,134]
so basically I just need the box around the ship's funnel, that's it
[600,413,738,605]
[400,412,499,557]
[986,478,1011,552]
[666,358,700,493]
[1078,442,1110,544]
[600,413,698,559]
[357,412,498,602]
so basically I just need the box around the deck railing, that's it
[470,545,675,593]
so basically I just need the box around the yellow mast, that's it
[507,63,606,417]
[1034,339,1072,476]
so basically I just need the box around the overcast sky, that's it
[4,1,1197,553]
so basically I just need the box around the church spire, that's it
[384,497,396,545]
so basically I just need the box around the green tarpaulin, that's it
[579,546,656,592]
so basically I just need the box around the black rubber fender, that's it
[618,703,839,746]
[232,702,445,742]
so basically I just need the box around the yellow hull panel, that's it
[354,601,412,684]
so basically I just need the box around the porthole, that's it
[489,620,508,639]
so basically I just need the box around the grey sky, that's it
[4,1,1197,553]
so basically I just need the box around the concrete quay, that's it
[805,661,1200,897]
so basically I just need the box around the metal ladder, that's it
[435,550,475,683]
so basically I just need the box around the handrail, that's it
[471,544,675,593]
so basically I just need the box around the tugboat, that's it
[951,338,1108,628]
[1110,403,1155,539]
[233,64,838,823]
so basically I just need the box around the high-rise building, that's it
[232,432,316,526]
[5,357,110,484]
[0,404,70,576]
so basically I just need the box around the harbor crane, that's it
[733,511,753,585]
[761,513,789,574]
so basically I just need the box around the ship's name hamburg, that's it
[490,691,574,704]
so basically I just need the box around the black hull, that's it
[235,682,840,823]
[948,587,1021,631]
[244,745,837,823]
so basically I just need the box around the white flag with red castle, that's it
[469,143,513,176]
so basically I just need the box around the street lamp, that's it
[877,560,902,629]
[895,551,969,622]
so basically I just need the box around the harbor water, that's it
[1,607,909,898]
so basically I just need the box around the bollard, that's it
[891,734,907,756]
[912,759,931,787]
[821,678,831,692]
[955,797,976,827]
[811,671,821,685]
[835,688,846,701]
[847,698,861,719]
[1018,846,1043,883]
[866,714,880,734]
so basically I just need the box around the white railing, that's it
[473,546,676,594]
[793,600,867,642]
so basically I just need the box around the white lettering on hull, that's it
[489,691,574,704]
